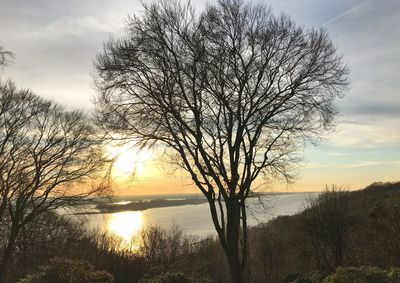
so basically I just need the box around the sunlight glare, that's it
[108,143,152,177]
[108,211,143,242]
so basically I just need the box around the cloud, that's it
[20,15,124,39]
[1,0,399,162]
[304,160,400,170]
[339,160,400,169]
[327,118,400,147]
[323,1,370,25]
[338,120,370,126]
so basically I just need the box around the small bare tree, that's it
[0,81,109,283]
[94,0,349,281]
[301,187,357,271]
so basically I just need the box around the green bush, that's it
[388,268,400,283]
[138,271,191,283]
[308,271,329,283]
[283,272,312,283]
[18,257,114,283]
[323,267,390,283]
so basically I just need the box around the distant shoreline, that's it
[74,192,311,215]
[75,198,208,215]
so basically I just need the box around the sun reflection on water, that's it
[108,211,143,250]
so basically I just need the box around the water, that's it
[78,192,315,242]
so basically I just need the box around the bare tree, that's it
[0,81,109,283]
[94,0,349,281]
[301,187,357,271]
[140,225,190,273]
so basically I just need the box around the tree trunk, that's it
[0,227,19,283]
[226,200,244,283]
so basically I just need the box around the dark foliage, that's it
[18,257,114,283]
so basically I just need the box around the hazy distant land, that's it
[76,196,209,214]
[76,192,278,214]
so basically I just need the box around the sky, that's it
[0,0,399,195]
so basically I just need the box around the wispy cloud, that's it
[339,160,400,169]
[20,15,123,39]
[327,117,400,147]
[324,1,370,25]
[304,160,400,169]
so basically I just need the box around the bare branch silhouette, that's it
[94,0,349,281]
[0,80,110,283]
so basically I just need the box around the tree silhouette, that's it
[301,187,357,271]
[0,81,109,283]
[94,0,349,281]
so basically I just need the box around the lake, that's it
[77,192,316,245]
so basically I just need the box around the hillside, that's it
[248,182,400,282]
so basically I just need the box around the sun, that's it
[107,143,152,178]
[113,150,138,176]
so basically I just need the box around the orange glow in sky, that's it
[107,143,400,196]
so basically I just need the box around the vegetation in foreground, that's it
[1,181,399,282]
